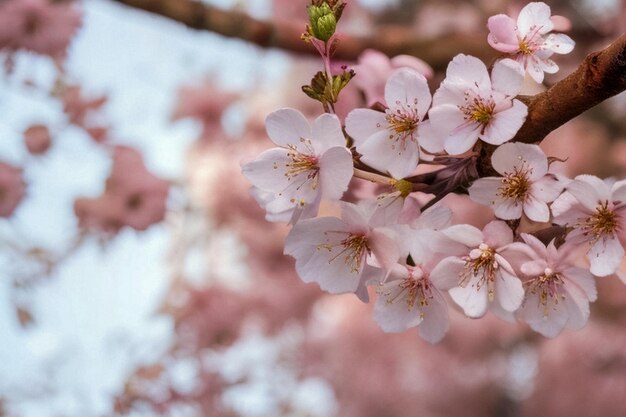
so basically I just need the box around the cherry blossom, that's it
[373,228,457,343]
[242,108,353,223]
[551,175,626,277]
[284,201,399,301]
[345,68,433,179]
[424,55,527,155]
[0,161,26,217]
[469,142,563,222]
[352,49,433,107]
[487,1,575,83]
[514,233,597,337]
[433,221,526,320]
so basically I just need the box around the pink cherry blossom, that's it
[0,161,26,217]
[352,49,433,107]
[242,108,353,224]
[284,202,399,301]
[424,55,528,155]
[469,142,564,222]
[514,233,597,337]
[432,221,526,320]
[487,2,575,83]
[0,0,82,60]
[551,175,626,277]
[345,68,432,178]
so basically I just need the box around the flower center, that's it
[498,165,532,201]
[379,266,432,316]
[523,267,565,317]
[317,233,369,273]
[461,243,498,300]
[580,202,619,241]
[379,99,420,151]
[460,95,495,125]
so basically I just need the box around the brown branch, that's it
[514,33,626,144]
[108,0,492,71]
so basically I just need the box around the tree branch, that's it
[108,0,492,71]
[515,33,626,144]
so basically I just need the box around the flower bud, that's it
[307,3,336,42]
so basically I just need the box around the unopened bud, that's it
[307,3,336,42]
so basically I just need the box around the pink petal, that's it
[483,220,513,248]
[526,56,545,83]
[445,122,482,155]
[610,178,626,205]
[417,289,449,344]
[373,280,423,332]
[265,108,311,148]
[369,228,400,273]
[432,81,467,107]
[441,224,483,248]
[430,257,465,290]
[494,198,524,220]
[487,14,520,53]
[390,54,434,79]
[358,129,419,179]
[530,174,564,202]
[418,119,445,153]
[241,148,291,191]
[495,269,524,312]
[413,205,453,230]
[481,99,527,145]
[523,195,550,222]
[563,267,597,301]
[468,177,501,207]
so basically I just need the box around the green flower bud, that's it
[307,3,336,42]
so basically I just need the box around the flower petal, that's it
[312,113,347,152]
[480,99,527,145]
[385,68,432,120]
[487,14,520,53]
[588,235,624,277]
[345,108,387,143]
[266,108,311,148]
[491,59,525,97]
[318,146,354,200]
[517,2,553,37]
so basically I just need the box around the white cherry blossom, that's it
[424,55,528,156]
[242,108,353,223]
[345,68,432,179]
[469,142,564,222]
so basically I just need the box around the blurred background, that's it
[0,0,625,416]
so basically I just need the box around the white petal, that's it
[494,198,524,220]
[312,113,347,152]
[495,270,524,312]
[265,108,311,147]
[441,224,483,248]
[241,148,291,191]
[345,109,387,143]
[417,289,449,344]
[543,33,575,54]
[523,196,550,222]
[445,122,482,155]
[517,2,554,37]
[430,257,465,290]
[483,220,514,248]
[385,68,432,120]
[491,58,525,97]
[567,175,609,212]
[588,235,624,277]
[417,119,445,153]
[449,277,489,318]
[491,142,547,179]
[318,146,354,200]
[530,174,564,202]
[444,54,491,94]
[481,100,527,145]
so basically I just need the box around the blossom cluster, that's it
[242,1,622,343]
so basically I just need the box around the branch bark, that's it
[514,33,626,144]
[108,0,492,71]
